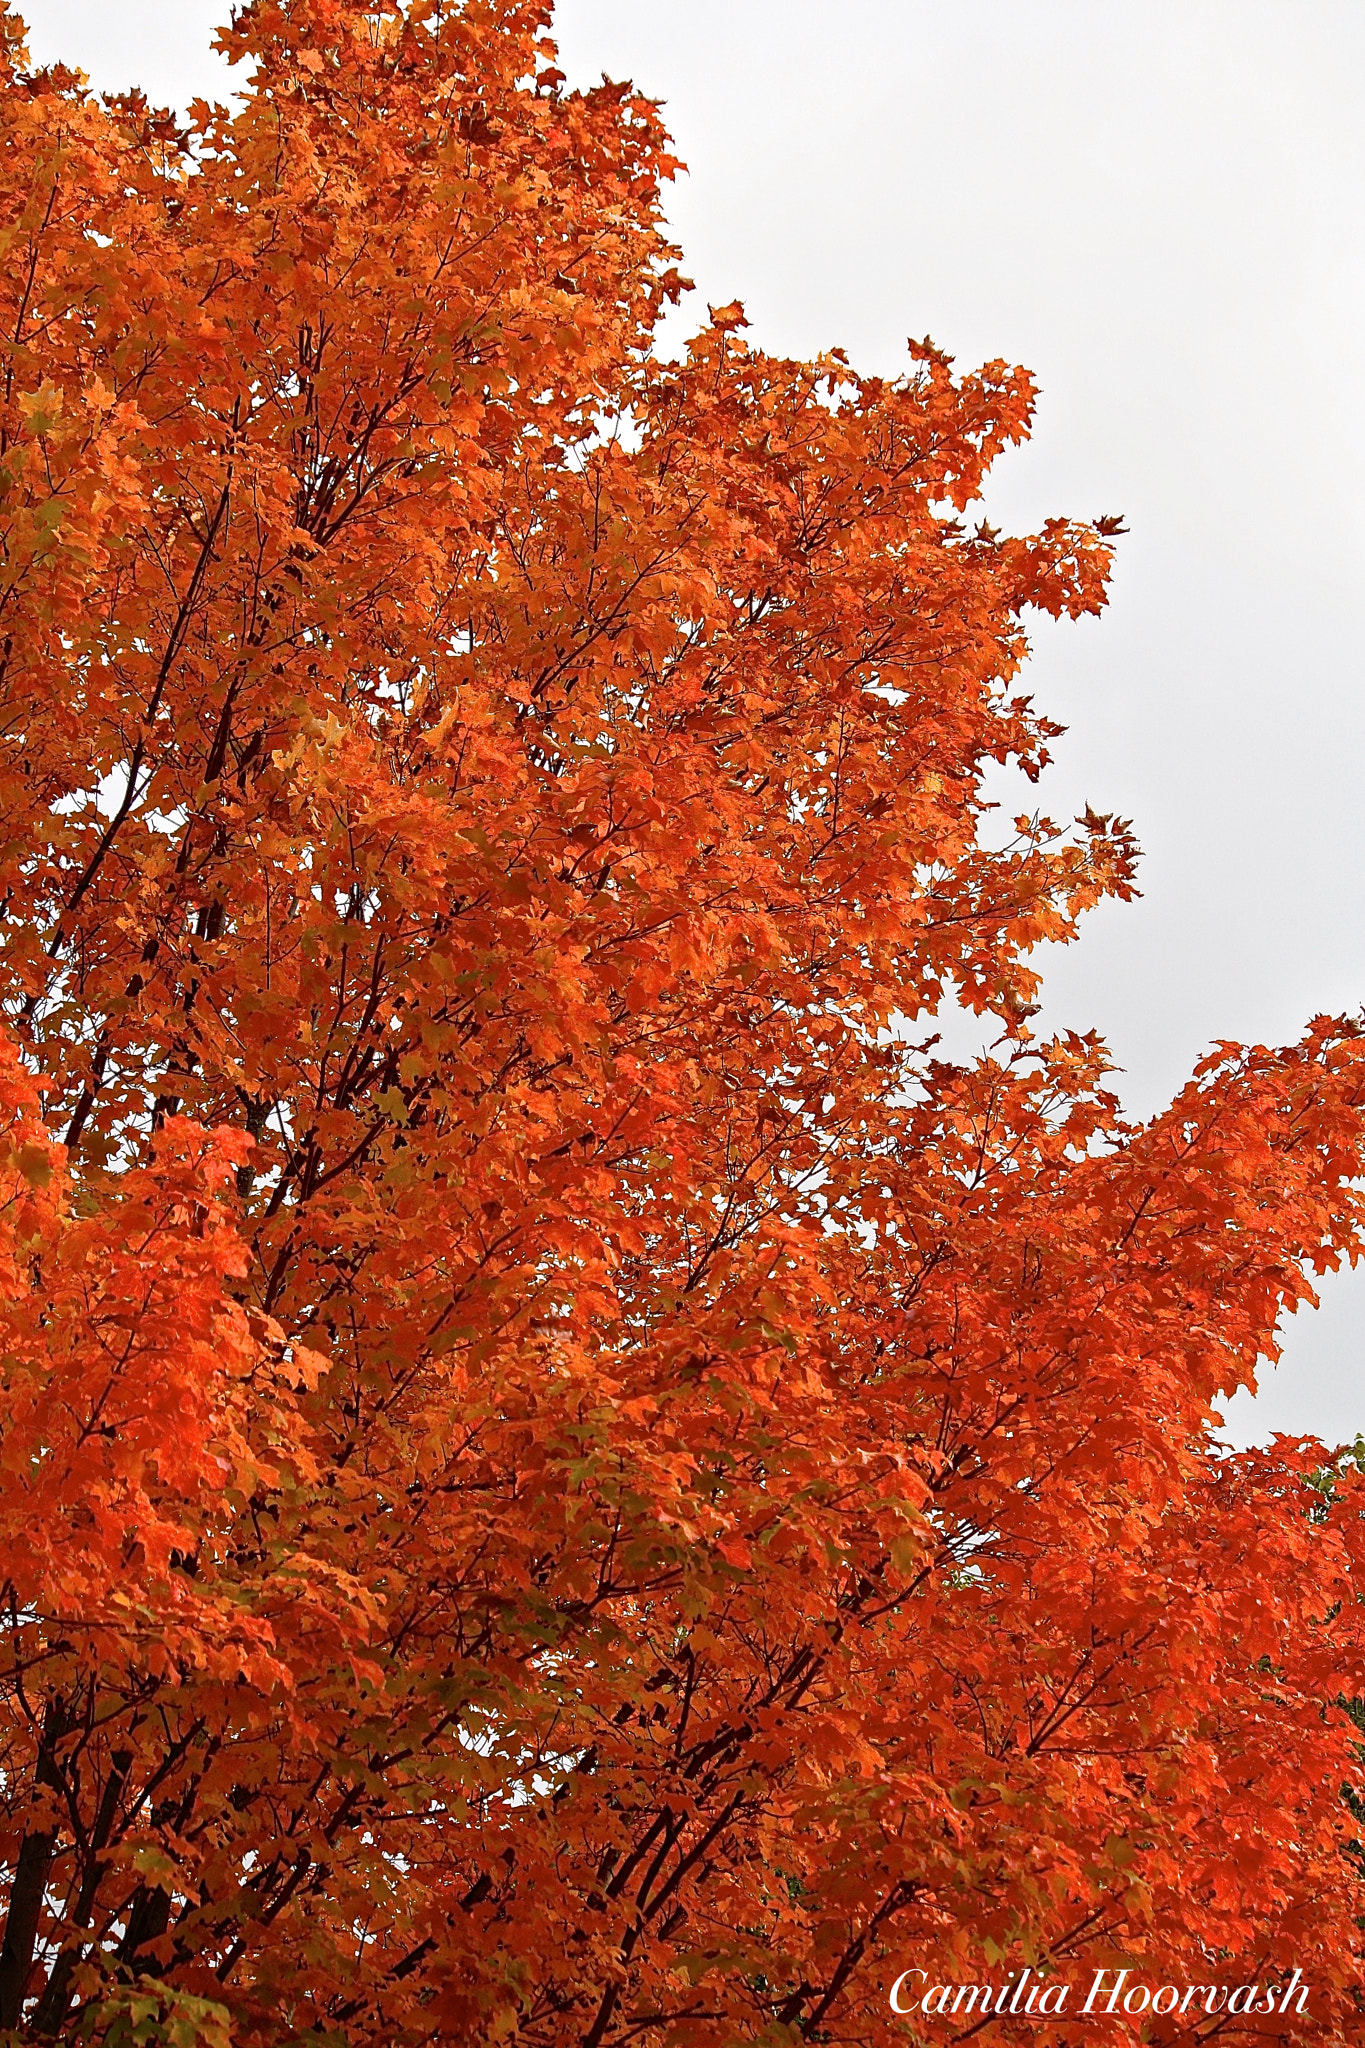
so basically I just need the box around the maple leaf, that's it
[0,5,1362,2046]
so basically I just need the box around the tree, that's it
[1,3,1363,2042]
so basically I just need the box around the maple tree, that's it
[1,2,1364,2043]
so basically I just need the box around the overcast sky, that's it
[21,1,1365,1446]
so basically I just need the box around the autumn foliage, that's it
[1,3,1363,2043]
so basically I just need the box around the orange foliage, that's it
[0,4,1363,2043]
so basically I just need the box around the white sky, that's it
[20,1,1365,1446]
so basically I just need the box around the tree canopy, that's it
[1,3,1363,2042]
